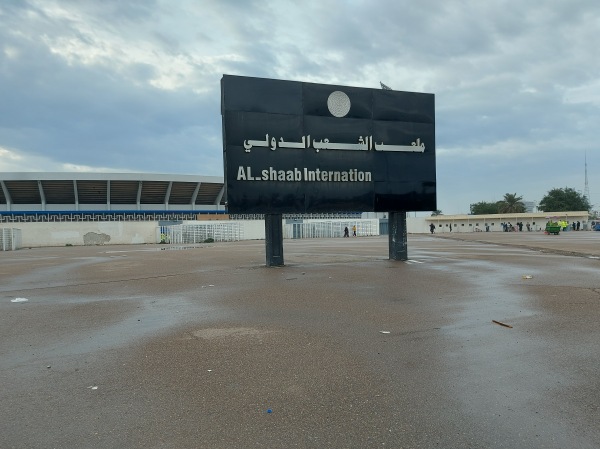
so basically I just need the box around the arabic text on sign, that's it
[242,135,425,153]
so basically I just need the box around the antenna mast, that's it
[584,151,590,204]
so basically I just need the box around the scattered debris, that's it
[522,275,533,279]
[47,366,51,369]
[492,320,513,328]
[87,386,98,390]
[266,409,273,414]
[10,298,28,303]
[379,331,391,334]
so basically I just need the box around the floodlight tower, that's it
[584,151,590,204]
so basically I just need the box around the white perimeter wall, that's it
[9,222,158,247]
[10,214,588,248]
[6,220,268,247]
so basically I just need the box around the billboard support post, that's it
[265,214,284,266]
[389,211,407,260]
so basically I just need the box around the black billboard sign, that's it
[221,75,436,214]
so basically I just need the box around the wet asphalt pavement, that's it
[1,232,599,448]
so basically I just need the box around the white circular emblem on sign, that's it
[327,91,351,117]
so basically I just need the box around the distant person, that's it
[352,225,357,237]
[344,226,350,238]
[577,221,581,231]
[526,222,531,232]
[518,222,523,232]
[430,223,435,234]
[449,224,452,232]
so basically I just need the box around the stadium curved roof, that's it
[0,172,225,212]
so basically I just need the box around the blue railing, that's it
[0,210,223,223]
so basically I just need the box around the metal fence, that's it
[283,219,379,239]
[159,222,244,244]
[1,228,22,251]
[158,219,379,243]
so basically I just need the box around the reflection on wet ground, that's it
[1,235,599,448]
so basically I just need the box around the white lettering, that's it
[236,166,372,182]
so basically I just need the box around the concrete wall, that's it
[9,220,266,248]
[407,217,430,234]
[11,222,158,248]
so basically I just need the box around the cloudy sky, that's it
[1,0,598,214]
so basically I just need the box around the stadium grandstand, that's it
[0,172,226,223]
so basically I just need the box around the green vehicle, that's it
[545,221,561,235]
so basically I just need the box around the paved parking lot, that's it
[1,232,599,448]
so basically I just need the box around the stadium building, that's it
[0,172,226,220]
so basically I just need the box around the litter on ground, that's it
[492,320,513,328]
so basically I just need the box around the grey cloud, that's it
[0,0,598,213]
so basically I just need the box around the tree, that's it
[497,193,526,213]
[538,187,591,212]
[470,201,500,215]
